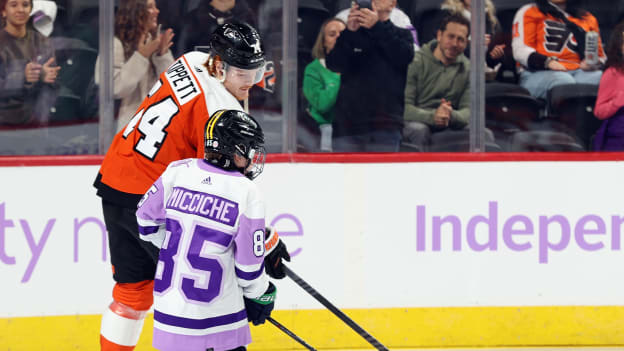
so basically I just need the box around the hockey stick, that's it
[283,265,389,351]
[267,317,317,351]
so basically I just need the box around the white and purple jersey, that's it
[136,158,268,351]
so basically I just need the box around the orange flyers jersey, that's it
[512,3,605,71]
[96,52,244,204]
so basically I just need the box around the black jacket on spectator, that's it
[175,1,256,57]
[326,20,414,137]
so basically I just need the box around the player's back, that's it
[143,158,267,349]
[95,52,244,206]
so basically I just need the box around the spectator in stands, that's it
[95,0,174,132]
[176,0,256,57]
[0,0,60,125]
[512,0,605,100]
[302,18,345,152]
[403,13,471,151]
[593,22,624,151]
[440,0,506,81]
[327,0,413,152]
[335,1,419,50]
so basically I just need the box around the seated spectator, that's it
[512,0,605,100]
[335,1,419,50]
[302,18,345,152]
[0,0,60,125]
[403,13,470,151]
[327,0,414,152]
[593,22,624,151]
[95,0,174,132]
[175,0,256,57]
[441,0,506,81]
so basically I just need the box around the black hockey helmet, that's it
[204,109,266,180]
[209,20,266,70]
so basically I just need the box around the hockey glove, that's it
[264,226,291,279]
[244,282,276,325]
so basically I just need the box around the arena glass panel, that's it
[483,0,621,152]
[0,0,100,155]
[1,0,620,155]
[295,0,478,153]
[107,0,285,154]
[294,0,623,153]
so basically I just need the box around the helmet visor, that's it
[245,146,266,180]
[225,64,266,85]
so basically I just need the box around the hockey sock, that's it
[100,281,154,351]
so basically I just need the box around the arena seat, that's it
[547,83,601,150]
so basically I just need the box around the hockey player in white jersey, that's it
[136,109,275,351]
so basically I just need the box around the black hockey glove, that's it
[244,282,276,325]
[264,226,291,279]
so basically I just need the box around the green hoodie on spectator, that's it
[403,39,470,129]
[303,58,341,125]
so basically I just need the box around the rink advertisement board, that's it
[1,154,624,349]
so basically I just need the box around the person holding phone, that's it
[0,0,60,125]
[326,0,414,152]
[335,0,419,49]
[94,0,175,131]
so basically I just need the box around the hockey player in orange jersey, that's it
[511,0,605,99]
[94,21,290,351]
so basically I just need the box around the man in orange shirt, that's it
[511,0,605,99]
[94,21,290,351]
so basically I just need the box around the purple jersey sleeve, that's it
[233,194,268,299]
[137,177,167,248]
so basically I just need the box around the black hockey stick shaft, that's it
[267,317,317,351]
[283,265,389,351]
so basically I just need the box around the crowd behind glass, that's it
[1,0,623,155]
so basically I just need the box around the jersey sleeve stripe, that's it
[235,215,265,265]
[138,225,160,236]
[512,4,535,68]
[137,217,161,227]
[154,309,247,329]
[235,262,265,281]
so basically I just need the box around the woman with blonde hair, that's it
[302,18,346,152]
[95,0,175,131]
